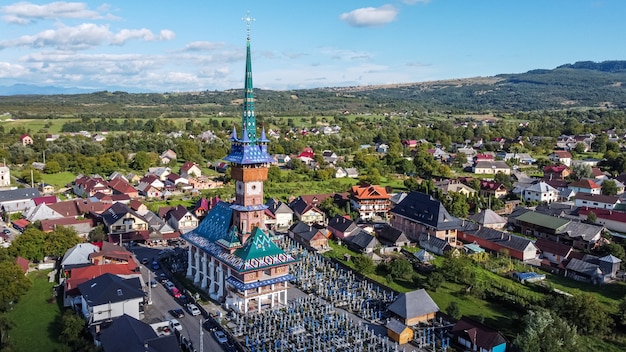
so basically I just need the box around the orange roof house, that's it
[349,184,391,221]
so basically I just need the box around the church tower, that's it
[223,14,274,240]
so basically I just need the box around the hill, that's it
[1,60,626,117]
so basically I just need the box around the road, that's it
[132,244,226,352]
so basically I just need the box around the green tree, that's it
[0,261,31,312]
[425,271,445,292]
[88,224,107,242]
[45,226,82,258]
[389,258,413,280]
[618,297,626,326]
[267,165,283,182]
[318,197,343,218]
[586,211,597,223]
[446,301,461,319]
[44,160,61,174]
[10,227,46,261]
[601,180,618,196]
[514,309,580,352]
[552,293,612,335]
[353,254,375,275]
[20,168,42,185]
[572,163,592,180]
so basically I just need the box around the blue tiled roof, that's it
[226,274,295,291]
[230,204,268,212]
[223,143,274,165]
[184,201,233,242]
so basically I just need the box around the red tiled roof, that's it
[16,256,29,274]
[33,195,58,206]
[40,218,93,232]
[108,177,136,195]
[570,179,601,189]
[553,150,572,158]
[543,164,568,173]
[350,184,390,199]
[12,219,29,228]
[578,208,626,222]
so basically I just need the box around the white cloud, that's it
[182,41,224,52]
[0,61,28,77]
[0,23,175,50]
[340,5,398,27]
[111,28,175,45]
[320,47,372,61]
[1,1,106,24]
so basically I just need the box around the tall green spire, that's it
[242,12,256,144]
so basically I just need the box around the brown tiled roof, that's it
[49,199,109,217]
[534,238,573,258]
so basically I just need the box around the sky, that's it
[0,0,625,93]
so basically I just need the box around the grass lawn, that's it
[41,171,76,188]
[6,270,66,352]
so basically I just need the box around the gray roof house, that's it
[0,187,41,214]
[390,191,462,243]
[387,289,439,326]
[376,224,410,247]
[78,273,144,325]
[347,230,380,253]
[99,314,180,352]
[61,243,99,270]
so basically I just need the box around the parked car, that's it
[141,257,149,265]
[186,303,201,316]
[164,281,175,290]
[170,287,182,298]
[169,319,182,332]
[203,319,219,332]
[169,308,185,319]
[3,229,11,235]
[214,330,228,344]
[152,261,160,270]
[149,279,158,288]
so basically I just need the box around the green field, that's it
[41,171,77,188]
[6,270,65,352]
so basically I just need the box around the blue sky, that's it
[0,0,624,92]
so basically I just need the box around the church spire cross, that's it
[242,11,255,39]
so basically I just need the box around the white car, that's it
[187,303,201,316]
[169,319,182,332]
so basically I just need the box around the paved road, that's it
[132,245,226,352]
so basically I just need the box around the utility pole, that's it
[147,267,152,305]
[199,318,204,352]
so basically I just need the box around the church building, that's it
[182,19,297,314]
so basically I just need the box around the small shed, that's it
[414,249,434,263]
[386,318,413,344]
[387,289,439,326]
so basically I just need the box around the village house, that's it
[435,179,477,197]
[543,164,570,180]
[288,221,330,250]
[515,211,604,250]
[98,315,179,352]
[346,230,380,254]
[577,208,626,233]
[20,134,33,146]
[99,202,149,245]
[349,184,392,221]
[574,193,621,210]
[265,198,294,231]
[164,204,198,234]
[548,150,573,167]
[389,191,462,244]
[376,224,410,248]
[473,160,511,175]
[0,187,41,214]
[568,179,601,195]
[459,224,538,261]
[469,209,507,230]
[159,149,177,164]
[108,176,139,199]
[78,273,144,325]
[73,176,111,198]
[479,180,508,199]
[521,181,559,203]
[450,316,507,352]
[327,215,358,240]
[180,161,202,179]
